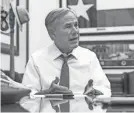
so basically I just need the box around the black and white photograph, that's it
[1,0,134,112]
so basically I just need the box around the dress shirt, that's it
[22,43,111,97]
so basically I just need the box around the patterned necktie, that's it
[59,54,70,112]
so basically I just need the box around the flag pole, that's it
[9,4,15,80]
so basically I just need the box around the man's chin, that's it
[66,44,79,53]
[70,44,78,50]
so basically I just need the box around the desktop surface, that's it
[1,96,134,112]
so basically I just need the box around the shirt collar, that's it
[48,42,62,60]
[71,46,80,60]
[48,42,79,60]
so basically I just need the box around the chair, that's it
[106,73,126,96]
[1,70,30,105]
[1,70,23,83]
[124,71,134,96]
[107,71,134,97]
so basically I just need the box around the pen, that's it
[33,94,87,99]
[33,94,74,99]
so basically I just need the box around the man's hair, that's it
[45,8,77,33]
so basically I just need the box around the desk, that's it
[1,97,134,112]
[1,103,28,112]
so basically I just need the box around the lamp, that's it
[9,1,29,79]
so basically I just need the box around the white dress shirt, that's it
[22,43,111,97]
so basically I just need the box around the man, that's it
[22,8,111,111]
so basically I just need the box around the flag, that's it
[67,0,97,28]
[67,0,134,28]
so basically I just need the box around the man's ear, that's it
[48,28,56,40]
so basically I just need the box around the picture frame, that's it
[0,0,19,56]
[26,0,29,63]
[59,0,134,36]
[80,40,134,69]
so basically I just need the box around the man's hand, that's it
[83,79,103,110]
[84,79,103,96]
[37,77,73,95]
[48,77,73,94]
[50,99,68,112]
[48,77,71,112]
[50,100,68,106]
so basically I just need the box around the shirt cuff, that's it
[29,89,38,99]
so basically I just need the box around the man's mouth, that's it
[69,38,78,41]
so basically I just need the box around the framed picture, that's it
[0,0,19,55]
[60,0,134,35]
[80,41,134,69]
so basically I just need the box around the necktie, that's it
[59,54,70,112]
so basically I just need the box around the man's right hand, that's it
[49,77,73,94]
[36,77,73,95]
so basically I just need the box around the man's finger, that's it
[50,100,60,112]
[84,87,93,95]
[84,79,93,95]
[53,84,73,94]
[51,77,59,84]
[88,79,93,87]
[85,96,93,103]
[85,96,94,110]
[50,84,73,94]
[51,100,68,106]
[52,83,68,91]
[88,104,93,110]
[94,89,103,95]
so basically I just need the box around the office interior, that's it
[1,0,134,112]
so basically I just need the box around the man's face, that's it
[53,12,79,53]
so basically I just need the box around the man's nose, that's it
[71,26,79,35]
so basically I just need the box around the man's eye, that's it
[65,24,71,28]
[74,23,78,28]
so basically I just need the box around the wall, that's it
[0,0,27,73]
[29,0,59,55]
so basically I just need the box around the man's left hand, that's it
[83,79,103,110]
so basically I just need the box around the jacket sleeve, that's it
[90,53,111,97]
[22,56,41,93]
